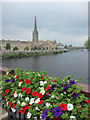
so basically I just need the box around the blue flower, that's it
[72,92,79,98]
[42,109,49,119]
[70,80,77,85]
[65,82,69,87]
[63,87,68,92]
[5,79,11,83]
[12,79,15,82]
[53,106,63,117]
[50,84,57,91]
[9,70,15,74]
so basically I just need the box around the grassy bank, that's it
[2,50,69,58]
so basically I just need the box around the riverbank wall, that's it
[1,49,69,58]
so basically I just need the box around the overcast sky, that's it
[2,2,88,46]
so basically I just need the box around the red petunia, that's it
[4,98,6,102]
[41,74,44,80]
[53,117,60,120]
[85,99,90,104]
[5,89,9,94]
[25,88,31,94]
[2,94,5,98]
[25,79,33,86]
[22,105,29,112]
[13,103,16,108]
[38,93,43,99]
[80,107,83,110]
[32,91,38,96]
[8,102,11,107]
[46,85,50,91]
[14,98,16,101]
[22,87,26,92]
[46,92,49,95]
[52,80,55,82]
[7,74,9,76]
[16,76,19,79]
[38,100,44,104]
[19,110,25,114]
[60,103,67,111]
[19,80,23,82]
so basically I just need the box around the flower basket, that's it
[1,68,90,120]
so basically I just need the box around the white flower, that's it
[17,100,20,104]
[51,95,55,98]
[40,81,44,86]
[6,102,8,106]
[18,93,22,98]
[14,92,17,97]
[46,103,50,107]
[11,108,16,112]
[36,107,39,110]
[44,81,47,84]
[35,98,40,103]
[18,82,22,86]
[70,116,76,120]
[61,93,63,96]
[27,112,31,119]
[38,73,41,76]
[21,102,26,106]
[39,87,44,90]
[64,92,66,94]
[25,97,29,101]
[14,75,17,78]
[67,103,74,111]
[56,96,59,99]
[40,90,45,95]
[29,98,35,105]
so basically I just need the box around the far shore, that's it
[1,49,69,59]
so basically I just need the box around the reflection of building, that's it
[1,16,64,51]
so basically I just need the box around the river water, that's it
[2,50,89,84]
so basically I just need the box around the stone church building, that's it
[1,16,64,52]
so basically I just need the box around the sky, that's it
[1,2,88,46]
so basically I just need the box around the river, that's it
[2,50,89,85]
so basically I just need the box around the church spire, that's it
[34,16,38,33]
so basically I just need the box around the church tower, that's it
[32,16,39,46]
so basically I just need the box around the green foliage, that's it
[13,46,18,51]
[5,42,11,50]
[24,46,29,51]
[84,37,90,49]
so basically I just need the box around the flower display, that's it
[1,68,89,120]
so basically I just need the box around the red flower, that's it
[85,100,90,104]
[46,92,49,95]
[60,103,67,111]
[80,107,83,110]
[8,102,11,107]
[25,79,33,86]
[7,74,9,76]
[32,91,38,96]
[22,87,26,92]
[19,80,23,82]
[22,105,29,112]
[46,85,50,91]
[38,100,44,104]
[2,94,5,98]
[4,98,6,102]
[25,88,31,94]
[13,103,16,108]
[19,110,25,114]
[52,80,55,82]
[53,117,60,120]
[14,98,16,101]
[38,93,43,99]
[11,73,15,75]
[5,89,9,94]
[16,76,19,79]
[41,74,44,80]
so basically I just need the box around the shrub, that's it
[1,68,89,119]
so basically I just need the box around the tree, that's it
[43,47,45,50]
[37,47,41,50]
[64,45,67,49]
[5,43,11,50]
[55,47,58,50]
[84,37,90,49]
[34,46,38,50]
[13,46,18,51]
[24,46,29,51]
[46,47,48,50]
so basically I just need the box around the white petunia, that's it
[39,87,44,90]
[46,103,50,107]
[11,108,16,112]
[36,107,39,110]
[67,103,74,111]
[61,93,63,96]
[17,100,20,104]
[40,90,45,95]
[40,81,44,86]
[25,97,29,101]
[38,73,41,76]
[29,98,35,105]
[27,112,31,119]
[44,81,47,84]
[18,82,22,86]
[18,93,22,98]
[35,98,40,103]
[51,95,55,98]
[14,93,17,98]
[6,102,8,106]
[21,102,26,106]
[70,116,76,120]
